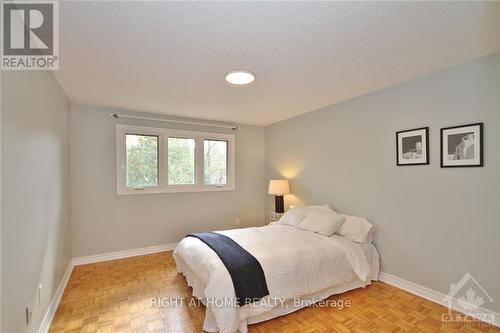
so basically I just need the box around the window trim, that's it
[116,124,235,195]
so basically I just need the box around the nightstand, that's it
[269,212,284,223]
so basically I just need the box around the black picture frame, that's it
[440,123,483,168]
[396,127,429,166]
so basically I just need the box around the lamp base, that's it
[274,195,284,213]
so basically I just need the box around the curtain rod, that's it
[111,113,240,131]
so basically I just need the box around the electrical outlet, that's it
[26,303,32,325]
[38,284,43,304]
[234,218,241,226]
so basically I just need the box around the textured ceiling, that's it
[55,1,500,126]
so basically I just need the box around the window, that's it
[168,137,195,185]
[204,140,227,185]
[125,134,159,188]
[116,125,234,194]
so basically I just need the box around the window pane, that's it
[168,137,196,185]
[204,140,227,185]
[126,134,159,188]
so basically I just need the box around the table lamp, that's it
[268,180,290,213]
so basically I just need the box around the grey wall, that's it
[1,71,71,333]
[265,53,500,312]
[70,104,266,257]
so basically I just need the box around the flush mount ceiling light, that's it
[225,70,255,85]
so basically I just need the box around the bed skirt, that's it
[174,255,377,333]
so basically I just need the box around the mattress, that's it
[174,224,380,333]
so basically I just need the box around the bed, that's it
[173,223,379,333]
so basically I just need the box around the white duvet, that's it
[173,224,377,333]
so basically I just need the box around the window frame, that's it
[116,124,235,195]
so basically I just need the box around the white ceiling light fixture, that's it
[225,69,255,85]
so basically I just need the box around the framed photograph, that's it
[396,127,429,166]
[441,123,483,167]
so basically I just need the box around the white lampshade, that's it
[268,180,290,196]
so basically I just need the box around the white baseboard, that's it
[379,271,499,328]
[71,242,178,266]
[37,242,178,333]
[37,262,73,333]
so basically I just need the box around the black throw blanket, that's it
[186,232,269,306]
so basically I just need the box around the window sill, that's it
[116,185,235,195]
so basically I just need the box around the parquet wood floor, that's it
[49,251,499,333]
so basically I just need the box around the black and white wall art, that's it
[441,123,483,167]
[396,127,429,166]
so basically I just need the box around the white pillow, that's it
[277,207,310,227]
[335,215,374,243]
[296,209,345,236]
[307,204,338,213]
